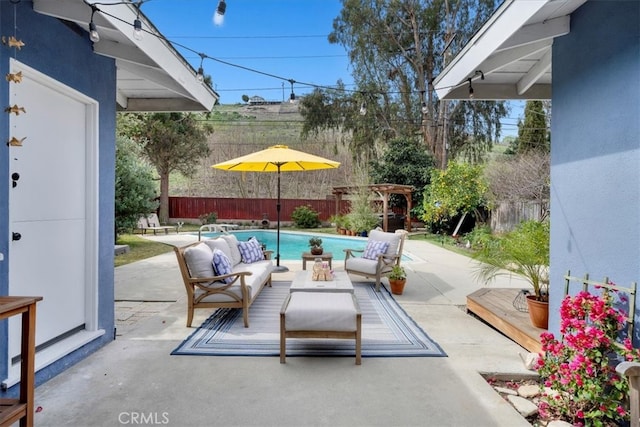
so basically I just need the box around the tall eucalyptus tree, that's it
[300,0,507,168]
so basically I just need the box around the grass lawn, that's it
[114,234,174,267]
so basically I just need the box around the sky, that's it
[141,0,522,137]
[142,0,352,104]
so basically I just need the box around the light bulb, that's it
[89,22,100,43]
[213,0,226,26]
[133,18,143,41]
[421,102,428,114]
[197,67,204,82]
[359,102,367,116]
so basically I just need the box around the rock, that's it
[547,421,573,427]
[519,352,540,370]
[517,384,540,398]
[494,386,517,395]
[507,395,539,417]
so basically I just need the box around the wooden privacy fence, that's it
[169,196,351,223]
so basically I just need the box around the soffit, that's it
[33,0,218,112]
[433,0,587,100]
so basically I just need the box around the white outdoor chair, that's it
[343,229,408,292]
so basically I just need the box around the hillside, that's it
[170,103,354,200]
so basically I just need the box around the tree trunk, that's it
[159,171,170,224]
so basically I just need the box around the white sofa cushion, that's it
[203,238,233,262]
[183,243,215,279]
[285,293,357,332]
[197,259,272,303]
[220,234,242,266]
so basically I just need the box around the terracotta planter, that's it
[526,295,549,329]
[389,279,406,295]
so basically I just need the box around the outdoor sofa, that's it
[174,234,273,327]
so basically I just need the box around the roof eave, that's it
[33,0,218,112]
[433,0,551,100]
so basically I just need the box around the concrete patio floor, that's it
[34,232,537,426]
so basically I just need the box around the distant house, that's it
[0,0,217,394]
[248,96,267,105]
[248,95,282,106]
[434,0,639,342]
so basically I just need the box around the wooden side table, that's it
[0,296,42,427]
[301,252,333,270]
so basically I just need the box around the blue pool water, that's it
[197,230,381,261]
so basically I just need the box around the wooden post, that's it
[617,362,640,427]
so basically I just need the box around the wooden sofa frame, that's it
[174,241,273,327]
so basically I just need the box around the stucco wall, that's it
[550,0,640,342]
[0,1,116,391]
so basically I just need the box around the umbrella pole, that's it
[273,165,288,273]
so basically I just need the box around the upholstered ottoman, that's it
[280,292,362,365]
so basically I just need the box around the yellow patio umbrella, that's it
[212,144,340,271]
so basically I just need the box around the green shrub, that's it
[463,225,494,250]
[291,205,320,228]
[199,212,218,225]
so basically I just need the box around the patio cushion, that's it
[183,243,215,280]
[212,249,235,284]
[368,229,401,256]
[284,292,357,332]
[362,240,389,260]
[345,256,378,275]
[198,259,272,302]
[220,234,242,266]
[203,238,233,261]
[237,237,264,263]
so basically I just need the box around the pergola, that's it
[332,184,414,232]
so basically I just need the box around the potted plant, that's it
[473,220,550,328]
[388,265,407,295]
[308,237,323,255]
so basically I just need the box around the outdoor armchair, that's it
[344,229,408,292]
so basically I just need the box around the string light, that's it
[196,53,207,82]
[359,101,367,116]
[468,70,484,99]
[214,0,226,26]
[288,79,296,102]
[132,1,144,40]
[81,0,479,107]
[89,5,100,43]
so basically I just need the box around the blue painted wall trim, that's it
[0,1,116,394]
[550,0,640,342]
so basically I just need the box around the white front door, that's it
[6,60,100,384]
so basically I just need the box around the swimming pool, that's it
[197,230,371,261]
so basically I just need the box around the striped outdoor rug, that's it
[171,281,446,358]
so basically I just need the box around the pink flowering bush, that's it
[536,288,640,426]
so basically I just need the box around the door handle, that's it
[12,232,21,241]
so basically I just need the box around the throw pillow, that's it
[362,240,390,260]
[211,249,235,284]
[237,238,264,263]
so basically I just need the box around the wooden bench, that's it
[280,292,361,365]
